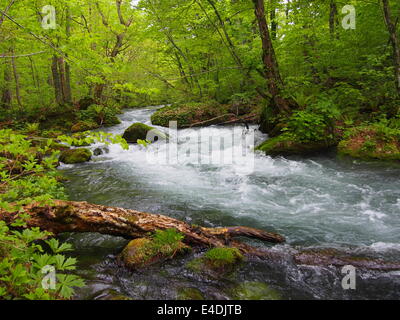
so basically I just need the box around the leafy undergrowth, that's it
[0,129,128,300]
[338,119,400,161]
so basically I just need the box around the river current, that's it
[59,107,400,300]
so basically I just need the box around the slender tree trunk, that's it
[252,0,292,114]
[64,7,72,103]
[1,59,12,108]
[270,0,278,40]
[58,57,68,102]
[382,0,400,96]
[329,0,338,37]
[51,55,63,105]
[11,48,22,107]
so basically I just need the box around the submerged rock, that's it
[187,247,244,278]
[93,147,110,156]
[122,123,167,144]
[177,287,205,300]
[231,282,282,300]
[59,148,92,164]
[294,248,400,271]
[256,134,335,157]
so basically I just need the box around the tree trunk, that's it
[11,48,22,107]
[329,0,338,37]
[382,0,400,96]
[1,59,12,108]
[57,57,70,103]
[252,0,293,114]
[51,55,63,105]
[0,200,285,257]
[64,7,73,104]
[270,0,278,40]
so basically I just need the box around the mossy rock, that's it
[78,97,96,110]
[71,121,100,133]
[231,282,282,300]
[338,125,400,161]
[256,134,335,157]
[177,287,205,300]
[59,148,92,164]
[122,123,167,144]
[187,247,244,278]
[151,101,233,128]
[120,235,190,269]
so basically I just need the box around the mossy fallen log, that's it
[0,200,284,257]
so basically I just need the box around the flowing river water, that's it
[59,107,400,300]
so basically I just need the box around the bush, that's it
[0,130,85,299]
[78,104,121,127]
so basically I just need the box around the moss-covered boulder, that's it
[187,247,244,278]
[122,123,167,144]
[59,148,92,164]
[256,134,335,157]
[151,101,235,128]
[71,121,100,133]
[338,125,400,161]
[120,229,191,269]
[177,288,205,300]
[231,282,282,300]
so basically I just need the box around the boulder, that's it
[120,233,190,269]
[187,247,244,278]
[256,134,335,157]
[177,288,205,300]
[231,282,282,300]
[71,121,99,133]
[59,148,92,164]
[122,123,167,144]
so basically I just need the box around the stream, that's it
[59,106,400,300]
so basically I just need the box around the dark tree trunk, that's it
[252,0,293,114]
[11,49,22,107]
[51,55,63,105]
[329,0,338,37]
[382,0,400,96]
[270,0,277,40]
[1,59,12,108]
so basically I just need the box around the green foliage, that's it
[282,99,341,143]
[0,130,85,300]
[78,104,121,127]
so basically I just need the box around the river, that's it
[59,106,400,300]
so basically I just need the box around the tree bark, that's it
[252,0,293,114]
[0,200,285,257]
[329,0,338,37]
[382,0,400,96]
[64,7,73,104]
[2,200,400,270]
[1,58,12,108]
[11,48,22,107]
[51,55,63,105]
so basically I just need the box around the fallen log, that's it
[0,200,285,256]
[2,201,400,271]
